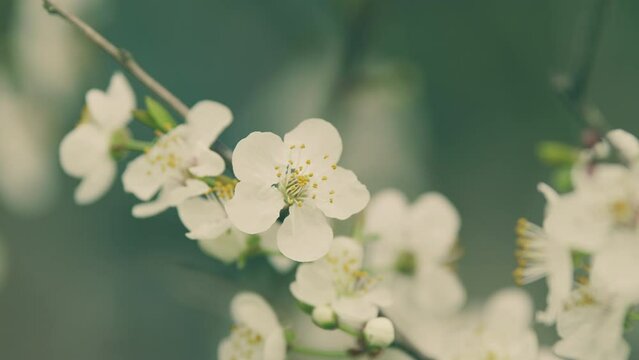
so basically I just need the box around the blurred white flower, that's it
[218,292,286,360]
[544,163,639,253]
[59,73,135,204]
[227,119,370,262]
[554,286,630,360]
[363,317,395,349]
[364,190,465,325]
[290,236,390,327]
[122,101,231,217]
[177,196,293,272]
[439,288,540,360]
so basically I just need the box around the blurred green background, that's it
[1,0,639,358]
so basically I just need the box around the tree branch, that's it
[42,0,233,164]
[553,0,612,133]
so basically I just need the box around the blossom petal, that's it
[198,229,245,263]
[290,262,336,306]
[177,197,231,240]
[231,292,280,335]
[607,129,639,161]
[314,167,370,220]
[364,189,408,240]
[408,192,460,260]
[332,298,378,327]
[86,72,135,130]
[261,224,295,273]
[59,123,109,178]
[122,154,165,201]
[263,330,287,360]
[188,146,225,177]
[226,181,283,234]
[414,265,465,315]
[483,288,533,336]
[232,132,287,183]
[277,205,333,262]
[186,100,232,146]
[74,159,116,205]
[283,118,342,163]
[166,179,209,207]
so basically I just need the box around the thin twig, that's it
[381,311,433,360]
[553,0,612,132]
[42,0,233,165]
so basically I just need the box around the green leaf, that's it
[537,141,579,167]
[551,166,573,193]
[145,96,176,132]
[132,109,156,129]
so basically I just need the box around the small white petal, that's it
[226,181,283,234]
[408,192,460,260]
[86,72,135,130]
[188,146,225,177]
[483,288,533,336]
[263,330,286,360]
[198,230,245,263]
[364,189,409,240]
[537,182,559,205]
[231,292,280,335]
[290,262,336,306]
[277,205,333,262]
[59,124,109,178]
[607,129,639,161]
[314,167,370,220]
[186,100,233,146]
[232,132,287,183]
[414,265,465,315]
[283,118,342,163]
[166,179,209,207]
[177,197,231,240]
[122,154,165,201]
[333,298,379,327]
[74,159,116,205]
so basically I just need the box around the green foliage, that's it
[143,96,177,132]
[537,141,579,167]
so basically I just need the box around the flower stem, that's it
[289,344,349,358]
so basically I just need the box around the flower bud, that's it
[311,305,337,329]
[363,317,395,349]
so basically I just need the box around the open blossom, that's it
[544,162,639,253]
[122,101,231,217]
[60,72,135,204]
[177,196,293,272]
[364,190,466,319]
[226,118,370,262]
[554,285,630,360]
[439,288,540,360]
[218,292,286,360]
[514,184,573,325]
[290,236,391,327]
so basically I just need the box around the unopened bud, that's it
[363,317,395,349]
[311,305,337,329]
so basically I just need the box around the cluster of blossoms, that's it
[60,73,639,360]
[515,129,639,360]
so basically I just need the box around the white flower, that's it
[290,236,391,327]
[122,101,231,217]
[218,292,286,360]
[439,288,540,360]
[226,119,370,262]
[177,196,293,272]
[311,305,337,329]
[364,190,466,319]
[59,72,135,204]
[543,163,639,253]
[363,317,395,348]
[553,286,630,360]
[590,231,639,303]
[514,184,573,325]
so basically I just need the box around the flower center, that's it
[275,143,337,207]
[227,324,264,360]
[394,250,417,276]
[610,200,636,226]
